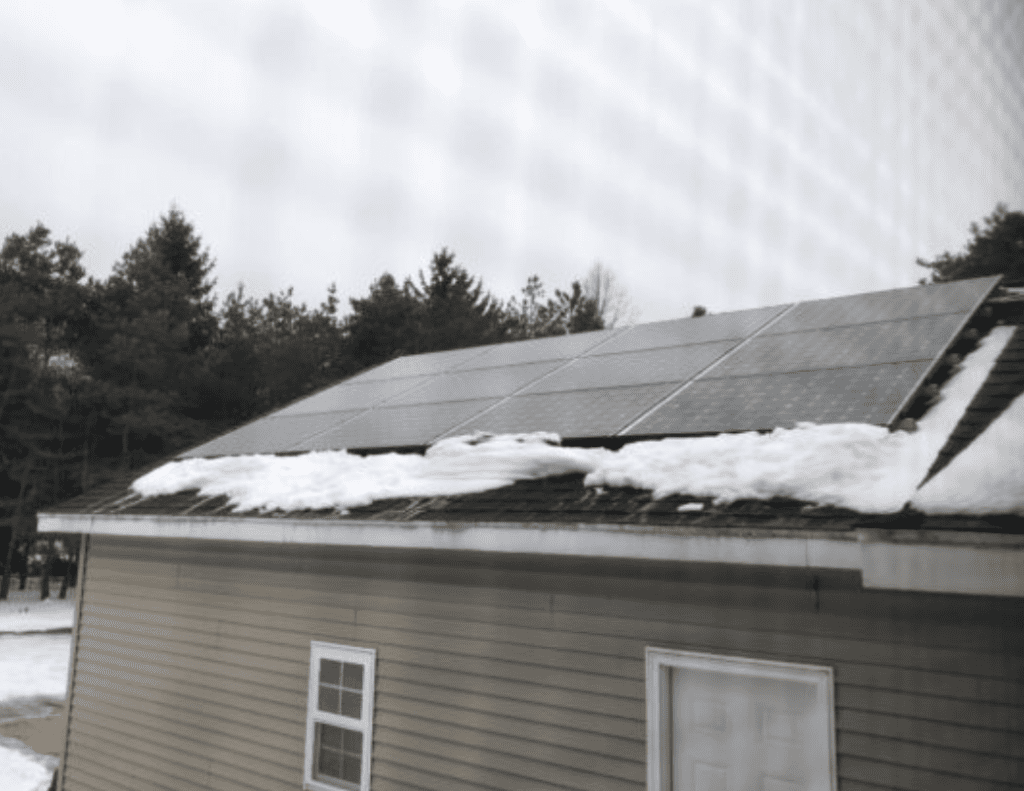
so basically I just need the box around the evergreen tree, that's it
[917,204,1024,286]
[346,273,422,370]
[0,224,89,599]
[414,248,505,352]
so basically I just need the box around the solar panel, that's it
[452,328,619,370]
[293,398,502,451]
[444,383,678,439]
[592,305,788,355]
[180,411,365,458]
[274,375,436,416]
[521,341,737,394]
[179,276,1000,456]
[351,344,494,381]
[710,314,965,378]
[386,360,564,406]
[625,362,932,436]
[761,276,999,335]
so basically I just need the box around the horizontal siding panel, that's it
[374,757,516,791]
[65,753,175,791]
[72,679,303,753]
[70,704,300,787]
[838,731,1024,785]
[375,708,643,783]
[72,694,301,773]
[376,690,643,762]
[552,610,1024,680]
[374,740,634,791]
[839,754,1023,791]
[376,674,644,742]
[837,686,1023,733]
[836,708,1024,761]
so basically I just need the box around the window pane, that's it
[343,729,363,754]
[342,756,361,783]
[319,684,340,713]
[341,691,362,718]
[342,662,364,689]
[320,659,341,685]
[318,723,343,750]
[317,748,342,780]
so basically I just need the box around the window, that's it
[305,642,376,791]
[646,648,836,791]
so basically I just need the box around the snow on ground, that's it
[132,327,1014,515]
[912,385,1024,514]
[0,631,70,791]
[0,738,57,791]
[0,590,76,635]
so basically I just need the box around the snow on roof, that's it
[131,327,1015,516]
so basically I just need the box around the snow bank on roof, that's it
[912,387,1024,515]
[133,432,602,512]
[132,327,1013,515]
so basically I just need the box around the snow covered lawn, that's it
[0,593,75,791]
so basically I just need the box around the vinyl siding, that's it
[61,536,1024,791]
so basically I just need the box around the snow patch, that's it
[912,387,1024,514]
[132,328,1013,515]
[0,591,75,635]
[0,634,71,703]
[0,739,56,791]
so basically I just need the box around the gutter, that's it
[38,512,1024,598]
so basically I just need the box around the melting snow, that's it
[132,327,1014,515]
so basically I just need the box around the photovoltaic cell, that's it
[522,341,737,394]
[710,314,965,378]
[293,398,502,451]
[386,361,563,406]
[444,384,678,439]
[452,328,619,370]
[350,344,494,381]
[180,411,365,458]
[625,362,932,436]
[592,305,788,356]
[761,276,999,335]
[274,375,436,416]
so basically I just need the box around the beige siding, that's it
[62,536,1024,791]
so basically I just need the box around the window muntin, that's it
[646,648,836,791]
[305,643,375,791]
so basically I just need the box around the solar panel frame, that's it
[349,344,495,381]
[273,374,438,416]
[450,327,621,370]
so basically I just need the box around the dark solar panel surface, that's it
[294,398,502,451]
[181,411,364,458]
[275,375,435,416]
[178,277,999,456]
[762,277,999,335]
[386,361,564,405]
[452,328,618,369]
[626,362,932,435]
[593,305,787,355]
[444,383,678,439]
[522,341,737,394]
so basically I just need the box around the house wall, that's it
[60,534,1023,791]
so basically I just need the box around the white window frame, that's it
[645,647,837,791]
[304,642,376,791]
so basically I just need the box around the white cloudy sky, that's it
[2,0,1022,321]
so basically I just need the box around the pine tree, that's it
[917,204,1024,286]
[414,248,505,352]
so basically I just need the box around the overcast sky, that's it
[2,0,1023,322]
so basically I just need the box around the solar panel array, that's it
[181,277,1000,458]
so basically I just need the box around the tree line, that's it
[0,208,629,598]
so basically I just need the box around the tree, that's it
[917,204,1024,286]
[345,273,423,370]
[0,224,89,599]
[414,248,505,352]
[582,263,638,328]
[77,207,219,467]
